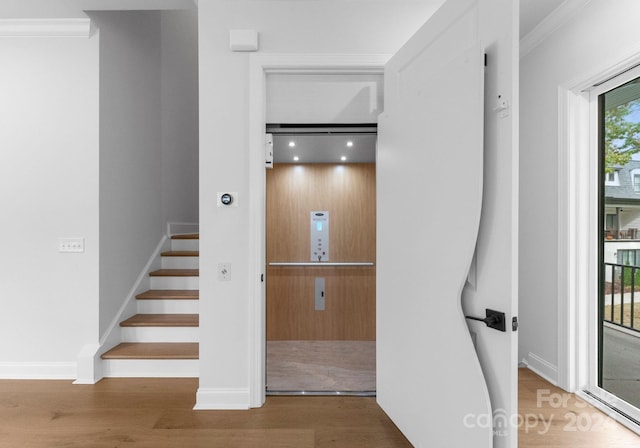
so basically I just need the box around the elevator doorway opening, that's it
[265,124,377,395]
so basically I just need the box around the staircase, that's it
[101,234,199,377]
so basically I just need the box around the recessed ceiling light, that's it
[293,156,299,161]
[346,141,354,147]
[288,141,296,147]
[341,156,347,161]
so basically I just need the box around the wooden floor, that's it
[0,370,638,447]
[518,368,639,447]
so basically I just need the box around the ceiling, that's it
[270,125,378,164]
[270,0,566,165]
[273,133,377,164]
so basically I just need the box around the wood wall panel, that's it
[266,164,376,340]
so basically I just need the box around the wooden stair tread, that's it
[101,343,198,360]
[136,290,199,300]
[149,269,199,277]
[171,233,199,240]
[161,250,199,257]
[120,314,199,327]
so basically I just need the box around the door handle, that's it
[465,309,506,332]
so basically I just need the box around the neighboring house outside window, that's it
[618,249,640,266]
[631,168,640,192]
[605,170,620,186]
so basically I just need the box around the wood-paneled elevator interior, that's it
[266,131,376,394]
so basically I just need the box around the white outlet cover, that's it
[58,237,85,253]
[218,262,231,281]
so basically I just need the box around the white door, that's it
[377,0,518,447]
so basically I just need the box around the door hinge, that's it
[265,133,274,169]
[512,316,519,332]
[484,53,487,67]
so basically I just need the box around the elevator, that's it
[265,124,377,394]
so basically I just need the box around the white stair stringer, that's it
[100,233,200,379]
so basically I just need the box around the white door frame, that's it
[247,53,390,407]
[558,48,640,431]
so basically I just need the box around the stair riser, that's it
[161,257,199,269]
[171,239,199,252]
[102,359,198,378]
[121,327,199,343]
[137,300,199,314]
[150,276,199,290]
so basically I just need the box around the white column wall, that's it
[197,0,445,409]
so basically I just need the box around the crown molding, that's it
[81,0,195,11]
[520,0,593,59]
[0,18,91,38]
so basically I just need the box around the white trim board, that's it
[81,0,195,11]
[522,352,558,386]
[194,388,250,410]
[520,0,593,58]
[557,47,640,394]
[0,19,91,38]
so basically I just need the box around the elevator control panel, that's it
[310,211,329,262]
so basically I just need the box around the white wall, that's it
[161,9,199,225]
[267,73,384,124]
[92,11,164,338]
[197,0,445,409]
[519,0,640,382]
[0,30,100,377]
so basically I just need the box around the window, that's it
[617,249,640,266]
[598,72,640,417]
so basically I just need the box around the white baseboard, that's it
[194,387,250,410]
[73,343,102,384]
[523,352,558,386]
[0,362,76,380]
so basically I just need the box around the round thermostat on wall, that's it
[220,193,233,205]
[217,192,238,207]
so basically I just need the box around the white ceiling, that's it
[271,1,566,165]
[273,133,377,164]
